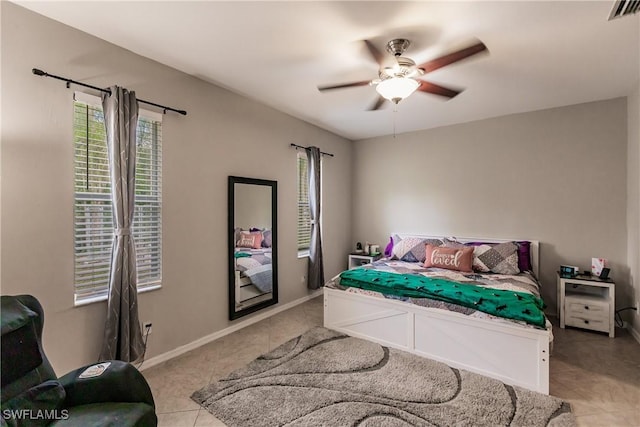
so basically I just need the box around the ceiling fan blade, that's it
[417,41,488,74]
[367,96,386,111]
[317,80,371,91]
[417,81,461,98]
[363,40,385,66]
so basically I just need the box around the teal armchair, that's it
[1,295,157,427]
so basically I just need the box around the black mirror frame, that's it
[228,176,278,320]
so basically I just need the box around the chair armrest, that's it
[58,361,155,408]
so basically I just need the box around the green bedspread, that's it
[339,268,546,328]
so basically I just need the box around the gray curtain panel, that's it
[306,146,324,290]
[99,86,145,362]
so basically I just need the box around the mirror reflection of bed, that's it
[234,232,272,309]
[228,177,278,319]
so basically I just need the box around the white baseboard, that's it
[138,289,323,371]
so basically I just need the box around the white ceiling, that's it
[17,1,640,140]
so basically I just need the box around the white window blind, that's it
[73,93,162,304]
[297,151,311,251]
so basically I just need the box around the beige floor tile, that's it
[578,377,640,414]
[268,305,322,350]
[550,380,602,417]
[144,357,213,413]
[620,409,640,425]
[575,411,639,427]
[157,410,199,427]
[145,387,202,413]
[194,409,227,426]
[152,392,202,414]
[214,322,270,361]
[548,319,640,427]
[209,348,266,381]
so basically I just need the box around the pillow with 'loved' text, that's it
[424,244,473,273]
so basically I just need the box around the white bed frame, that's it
[234,259,271,309]
[324,236,550,394]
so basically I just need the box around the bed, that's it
[234,229,273,308]
[324,235,551,394]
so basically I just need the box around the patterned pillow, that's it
[466,240,532,272]
[391,235,444,263]
[424,244,474,272]
[237,232,262,249]
[473,241,520,274]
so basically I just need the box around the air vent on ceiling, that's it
[608,0,640,20]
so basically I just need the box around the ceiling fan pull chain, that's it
[393,105,398,138]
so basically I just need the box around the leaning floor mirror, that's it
[228,176,278,320]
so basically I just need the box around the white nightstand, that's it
[348,253,381,270]
[557,272,615,337]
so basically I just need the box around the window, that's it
[297,151,311,254]
[73,93,162,305]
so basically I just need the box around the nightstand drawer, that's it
[565,298,609,319]
[564,314,609,333]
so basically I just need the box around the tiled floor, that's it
[548,317,640,426]
[143,296,640,426]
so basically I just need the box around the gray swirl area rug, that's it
[191,327,575,427]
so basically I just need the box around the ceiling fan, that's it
[317,38,488,110]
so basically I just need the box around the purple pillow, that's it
[464,240,532,272]
[516,241,532,272]
[384,236,393,257]
[262,229,272,248]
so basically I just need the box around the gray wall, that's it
[235,183,272,231]
[628,80,640,334]
[0,3,352,374]
[351,99,629,313]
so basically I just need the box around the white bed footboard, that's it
[324,287,550,394]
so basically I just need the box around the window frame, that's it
[296,150,323,259]
[297,151,311,258]
[73,92,163,306]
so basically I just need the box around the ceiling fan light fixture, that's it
[375,77,420,104]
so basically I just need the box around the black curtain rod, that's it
[290,143,334,157]
[32,68,187,116]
